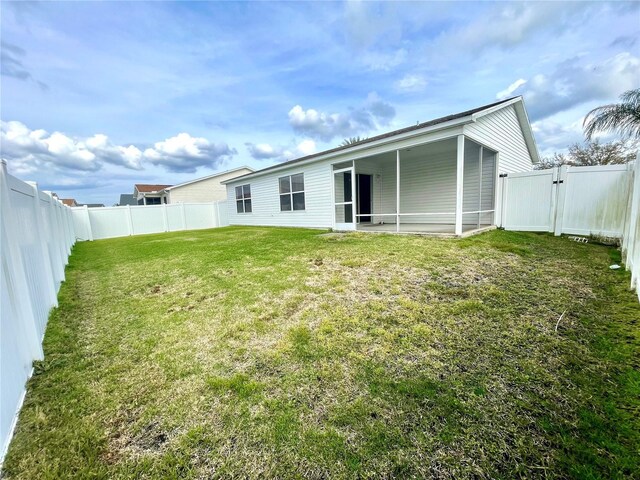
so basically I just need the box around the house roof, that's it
[134,184,172,193]
[223,96,540,184]
[118,193,137,205]
[164,166,254,191]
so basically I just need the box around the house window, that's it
[235,184,252,213]
[279,174,305,211]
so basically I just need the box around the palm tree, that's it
[583,89,640,140]
[340,136,367,147]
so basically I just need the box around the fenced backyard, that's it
[1,157,639,477]
[2,227,639,478]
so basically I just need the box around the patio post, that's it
[455,135,465,235]
[478,146,483,228]
[396,149,400,233]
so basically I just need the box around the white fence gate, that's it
[500,163,635,238]
[0,160,76,460]
[499,168,560,232]
[500,160,639,300]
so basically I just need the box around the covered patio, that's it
[332,135,497,235]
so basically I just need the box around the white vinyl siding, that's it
[226,160,334,228]
[464,105,533,173]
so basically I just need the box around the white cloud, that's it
[142,133,236,173]
[288,93,395,142]
[496,79,526,99]
[395,74,427,92]
[532,118,584,156]
[296,139,316,156]
[0,120,143,174]
[507,52,640,120]
[245,139,317,161]
[437,2,590,55]
[0,121,238,176]
[360,48,407,71]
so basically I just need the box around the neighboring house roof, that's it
[134,184,173,193]
[118,194,137,205]
[60,198,77,207]
[164,166,254,191]
[78,203,105,208]
[223,96,540,184]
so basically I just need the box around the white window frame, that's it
[279,173,305,212]
[235,184,252,214]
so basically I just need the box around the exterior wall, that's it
[226,160,335,228]
[225,126,466,228]
[464,105,533,173]
[168,168,253,204]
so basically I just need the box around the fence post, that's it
[44,192,66,280]
[211,202,217,228]
[26,182,58,307]
[126,204,134,236]
[497,173,508,228]
[553,165,568,236]
[181,203,187,230]
[216,201,221,228]
[162,204,169,232]
[83,205,94,241]
[548,167,559,233]
[626,156,640,294]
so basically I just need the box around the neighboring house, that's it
[163,166,254,204]
[78,203,105,208]
[60,198,78,207]
[133,184,172,205]
[118,194,137,206]
[223,96,540,236]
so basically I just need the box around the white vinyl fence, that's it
[0,160,76,461]
[621,156,640,300]
[72,201,229,241]
[499,159,640,299]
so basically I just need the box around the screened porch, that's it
[332,135,497,235]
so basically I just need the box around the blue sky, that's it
[1,1,638,204]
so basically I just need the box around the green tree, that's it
[583,89,640,140]
[535,140,635,170]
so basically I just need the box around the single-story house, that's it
[133,184,172,205]
[163,166,254,204]
[223,96,539,235]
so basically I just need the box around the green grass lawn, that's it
[3,227,639,479]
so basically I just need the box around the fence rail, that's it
[1,160,76,460]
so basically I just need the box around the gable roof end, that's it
[470,96,540,164]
